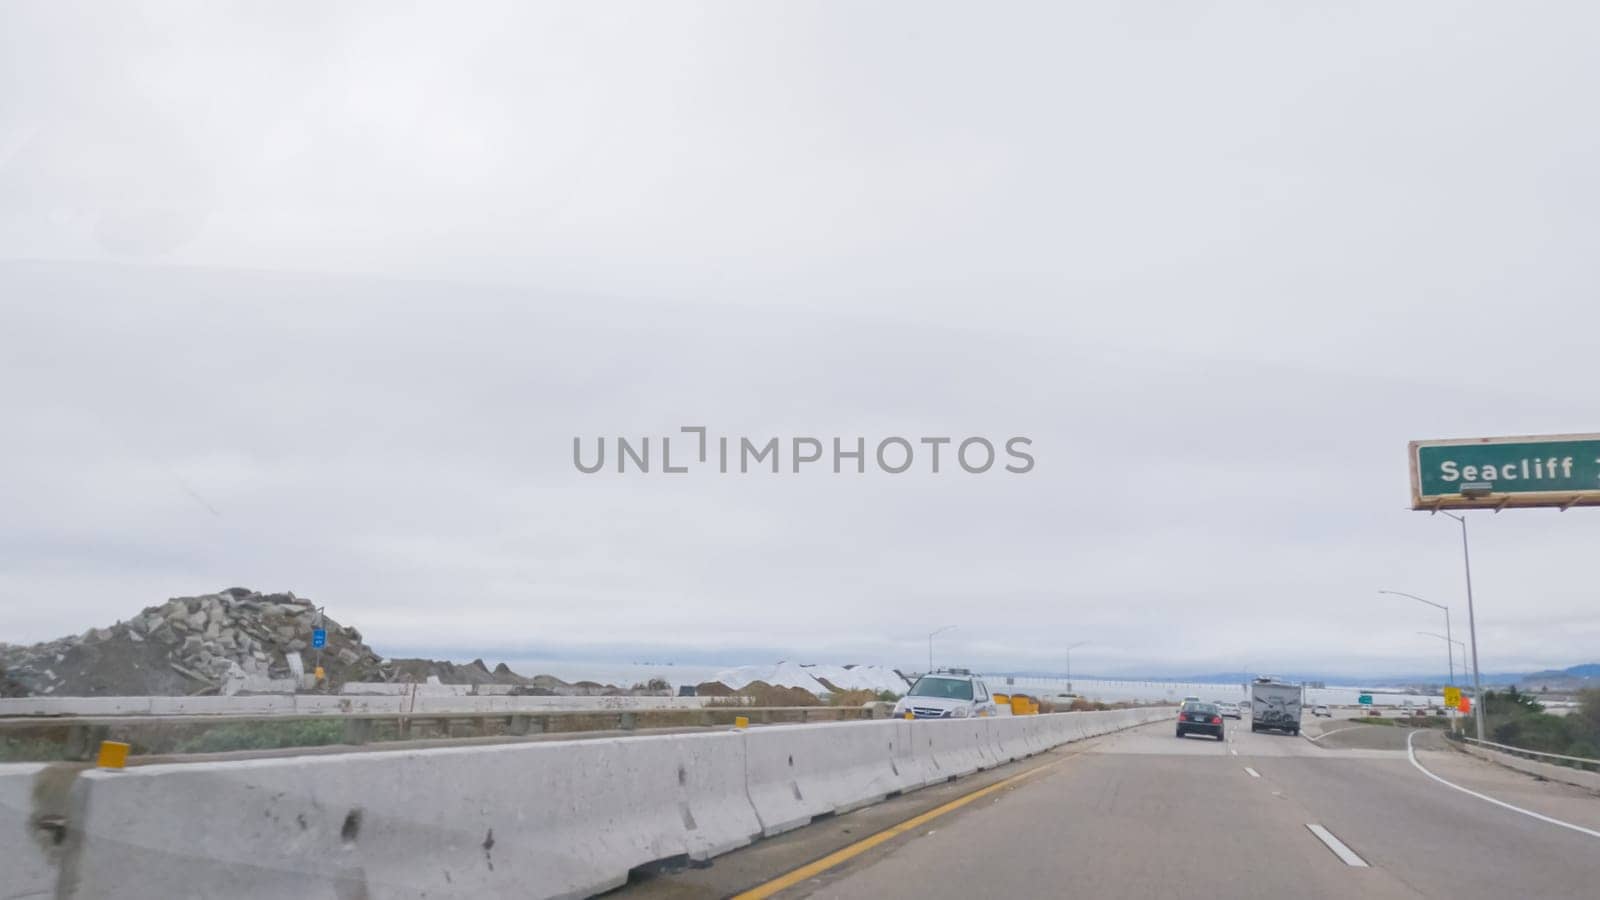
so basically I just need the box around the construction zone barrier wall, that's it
[2,763,57,900]
[57,732,763,900]
[744,719,912,835]
[25,707,1171,899]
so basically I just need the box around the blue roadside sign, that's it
[1358,694,1373,705]
[312,628,327,648]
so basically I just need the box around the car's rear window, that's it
[1183,702,1218,714]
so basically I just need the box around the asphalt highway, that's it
[623,712,1600,899]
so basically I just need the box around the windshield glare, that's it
[909,677,974,700]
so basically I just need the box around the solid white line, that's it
[1230,749,1238,756]
[1406,731,1600,840]
[1244,766,1260,777]
[1306,823,1369,867]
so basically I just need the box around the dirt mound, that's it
[734,681,822,706]
[381,657,519,686]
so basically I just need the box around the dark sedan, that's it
[1176,701,1225,741]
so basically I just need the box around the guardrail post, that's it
[342,718,373,745]
[65,723,110,761]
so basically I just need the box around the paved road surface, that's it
[630,715,1600,899]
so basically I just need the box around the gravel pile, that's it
[0,587,390,696]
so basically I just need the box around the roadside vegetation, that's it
[0,736,69,762]
[1473,687,1600,765]
[164,719,346,754]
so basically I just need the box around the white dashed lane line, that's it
[1306,823,1369,867]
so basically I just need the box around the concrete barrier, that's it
[2,763,57,900]
[919,718,990,780]
[889,717,936,791]
[1043,713,1075,747]
[27,704,1174,899]
[57,731,762,900]
[987,715,1028,763]
[743,721,908,835]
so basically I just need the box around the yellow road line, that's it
[731,750,1083,899]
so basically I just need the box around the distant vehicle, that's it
[1312,704,1331,718]
[1250,677,1303,735]
[1220,701,1243,719]
[892,669,999,719]
[1181,695,1201,706]
[1176,701,1225,740]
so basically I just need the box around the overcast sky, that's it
[3,2,1598,678]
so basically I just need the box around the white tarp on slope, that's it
[713,662,909,695]
[801,664,910,694]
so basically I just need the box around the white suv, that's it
[892,670,999,719]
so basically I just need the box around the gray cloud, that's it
[2,2,1597,677]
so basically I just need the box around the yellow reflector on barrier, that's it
[905,711,914,720]
[734,716,750,729]
[97,740,130,769]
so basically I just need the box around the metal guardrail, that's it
[0,705,875,760]
[1461,735,1600,767]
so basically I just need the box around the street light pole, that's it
[1378,591,1455,685]
[928,625,956,674]
[1417,632,1469,731]
[1440,512,1486,741]
[1064,641,1087,692]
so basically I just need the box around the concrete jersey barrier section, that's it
[743,720,911,835]
[2,763,58,900]
[35,706,1170,899]
[58,731,763,900]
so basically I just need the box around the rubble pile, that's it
[0,588,390,696]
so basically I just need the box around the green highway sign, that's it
[1410,433,1600,511]
[1358,694,1372,705]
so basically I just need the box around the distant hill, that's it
[1522,663,1600,680]
[1513,663,1600,691]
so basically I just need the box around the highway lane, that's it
[740,717,1600,899]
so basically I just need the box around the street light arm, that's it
[927,625,957,674]
[1379,589,1447,612]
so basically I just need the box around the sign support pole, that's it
[1443,512,1486,742]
